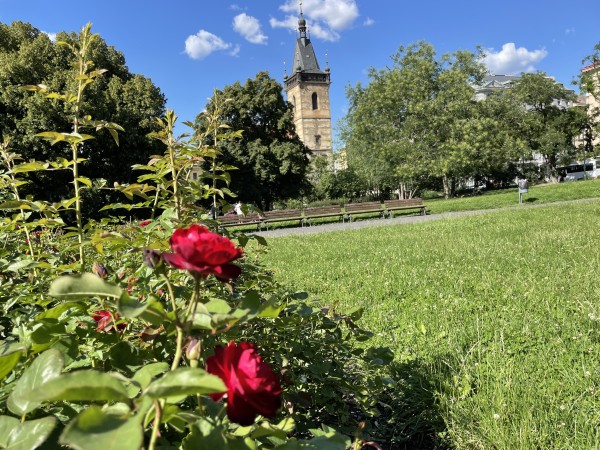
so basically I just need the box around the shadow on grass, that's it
[525,197,539,203]
[365,359,451,450]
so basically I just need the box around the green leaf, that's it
[12,162,49,173]
[7,349,64,416]
[131,362,170,390]
[117,292,149,318]
[182,418,227,450]
[145,367,226,401]
[35,131,65,145]
[4,416,56,450]
[0,341,28,357]
[75,176,92,187]
[48,273,122,299]
[27,370,129,403]
[0,352,21,382]
[7,259,37,272]
[0,415,19,448]
[60,406,143,450]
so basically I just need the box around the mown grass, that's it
[259,200,600,449]
[425,178,600,214]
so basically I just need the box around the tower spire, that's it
[297,0,307,39]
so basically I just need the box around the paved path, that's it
[254,197,600,238]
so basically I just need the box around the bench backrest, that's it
[217,214,261,225]
[384,197,423,207]
[344,201,383,213]
[263,209,303,220]
[304,205,343,217]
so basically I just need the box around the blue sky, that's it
[1,0,599,149]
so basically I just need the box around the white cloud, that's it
[229,44,241,57]
[184,30,232,60]
[272,0,359,41]
[43,31,57,42]
[483,43,548,74]
[363,17,374,26]
[565,27,575,35]
[229,4,244,11]
[233,13,268,44]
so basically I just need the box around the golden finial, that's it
[299,0,303,15]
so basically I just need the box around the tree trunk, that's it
[442,174,451,199]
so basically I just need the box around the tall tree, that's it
[196,72,310,210]
[0,21,166,207]
[343,42,517,198]
[508,72,578,180]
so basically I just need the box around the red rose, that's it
[206,341,281,425]
[162,224,243,281]
[91,310,125,332]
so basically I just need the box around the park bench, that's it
[261,209,304,230]
[303,205,344,226]
[343,201,385,221]
[217,213,262,230]
[384,198,426,217]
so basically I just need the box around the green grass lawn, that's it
[424,178,600,214]
[259,200,600,449]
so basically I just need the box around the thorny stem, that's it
[71,25,95,271]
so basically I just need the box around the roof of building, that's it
[582,61,599,72]
[291,15,326,75]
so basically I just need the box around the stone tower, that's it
[284,8,332,158]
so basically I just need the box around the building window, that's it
[312,92,318,110]
[292,95,296,110]
[314,135,321,148]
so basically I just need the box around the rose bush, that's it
[206,341,282,426]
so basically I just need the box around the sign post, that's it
[518,179,529,204]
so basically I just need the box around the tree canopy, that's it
[196,71,310,210]
[342,41,587,197]
[0,21,166,205]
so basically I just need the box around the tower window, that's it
[312,92,318,110]
[315,135,321,148]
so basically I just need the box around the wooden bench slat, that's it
[384,198,426,216]
[261,209,304,230]
[303,206,344,225]
[343,201,385,221]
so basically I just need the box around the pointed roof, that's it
[291,14,325,75]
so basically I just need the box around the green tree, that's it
[508,72,579,180]
[343,42,505,198]
[197,71,310,211]
[0,21,166,209]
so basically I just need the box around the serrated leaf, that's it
[7,349,64,416]
[59,406,143,450]
[48,273,122,299]
[145,368,226,401]
[27,370,129,403]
